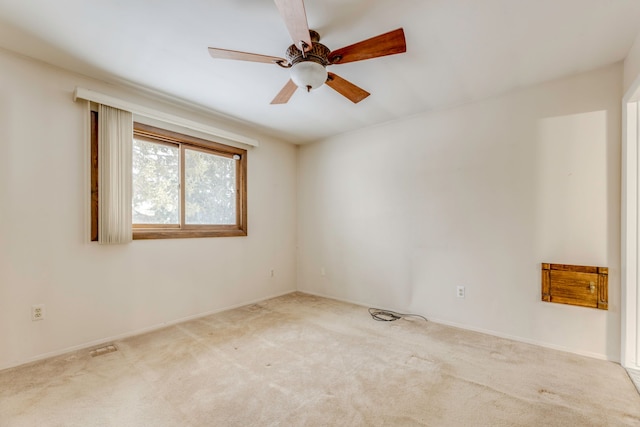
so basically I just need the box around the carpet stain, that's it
[406,354,435,365]
[623,413,640,423]
[537,388,565,405]
[244,304,264,312]
[490,351,508,361]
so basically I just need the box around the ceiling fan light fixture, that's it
[290,61,327,92]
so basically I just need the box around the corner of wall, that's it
[623,30,640,94]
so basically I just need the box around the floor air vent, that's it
[90,344,117,357]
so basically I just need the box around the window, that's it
[91,113,247,240]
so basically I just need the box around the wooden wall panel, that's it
[541,263,607,310]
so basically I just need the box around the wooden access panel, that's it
[541,263,608,310]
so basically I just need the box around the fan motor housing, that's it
[286,30,330,67]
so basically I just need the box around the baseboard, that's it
[297,289,615,363]
[627,367,640,394]
[4,288,615,371]
[0,289,296,372]
[424,316,612,362]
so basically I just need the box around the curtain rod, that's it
[73,87,259,147]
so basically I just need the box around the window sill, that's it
[133,228,247,240]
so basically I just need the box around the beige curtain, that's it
[98,104,132,244]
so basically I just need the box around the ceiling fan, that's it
[207,0,406,104]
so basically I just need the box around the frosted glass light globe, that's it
[290,61,327,91]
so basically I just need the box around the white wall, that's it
[0,49,298,370]
[625,31,640,93]
[298,63,622,361]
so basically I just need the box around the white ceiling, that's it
[1,0,640,144]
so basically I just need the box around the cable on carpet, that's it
[368,307,428,323]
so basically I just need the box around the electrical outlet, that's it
[320,267,326,277]
[456,286,465,299]
[32,304,45,321]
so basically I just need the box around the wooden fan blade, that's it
[273,0,312,51]
[271,79,298,104]
[325,72,370,103]
[208,47,287,65]
[328,28,406,64]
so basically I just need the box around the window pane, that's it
[185,149,236,225]
[132,139,179,224]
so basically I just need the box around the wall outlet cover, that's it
[31,304,45,321]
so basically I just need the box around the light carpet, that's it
[1,292,639,426]
[628,368,640,395]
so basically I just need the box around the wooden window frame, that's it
[91,113,247,240]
